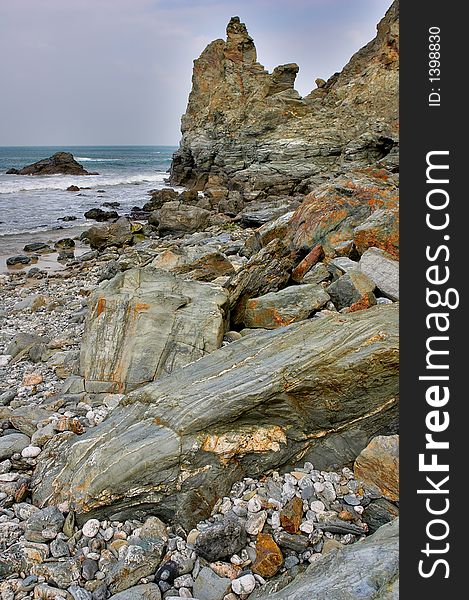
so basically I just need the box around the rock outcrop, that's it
[6,152,96,176]
[33,304,398,529]
[170,2,399,197]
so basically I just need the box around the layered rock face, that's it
[33,304,398,528]
[170,2,399,197]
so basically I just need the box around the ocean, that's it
[0,146,178,238]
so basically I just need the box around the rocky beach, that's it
[1,2,399,599]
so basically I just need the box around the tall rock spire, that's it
[171,1,399,197]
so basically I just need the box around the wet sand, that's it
[0,225,90,273]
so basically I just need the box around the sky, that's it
[0,0,392,146]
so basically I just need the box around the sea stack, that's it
[170,3,399,197]
[6,151,97,175]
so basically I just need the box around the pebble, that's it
[82,519,100,538]
[231,573,256,595]
[21,445,42,458]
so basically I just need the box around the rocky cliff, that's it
[170,1,399,198]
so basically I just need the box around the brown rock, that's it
[280,497,303,533]
[354,434,399,501]
[252,533,283,578]
[291,244,324,282]
[22,373,43,386]
[225,239,295,326]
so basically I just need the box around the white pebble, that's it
[82,518,100,538]
[21,445,42,458]
[232,573,256,595]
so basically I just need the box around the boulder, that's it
[33,305,398,529]
[157,201,211,235]
[84,208,119,222]
[87,217,133,251]
[253,519,399,600]
[67,185,80,192]
[195,516,247,562]
[23,242,52,253]
[354,434,399,501]
[152,248,235,282]
[79,267,229,393]
[143,188,179,211]
[287,171,398,257]
[327,270,376,311]
[7,152,95,176]
[353,207,399,258]
[0,432,31,460]
[243,284,330,328]
[108,584,161,600]
[192,567,232,600]
[359,247,399,300]
[6,255,31,266]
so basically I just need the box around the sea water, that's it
[0,146,178,238]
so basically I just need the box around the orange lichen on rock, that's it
[252,533,284,578]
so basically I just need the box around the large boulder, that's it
[33,304,398,529]
[87,217,133,251]
[252,519,399,600]
[287,171,399,257]
[6,152,95,176]
[157,201,211,235]
[80,267,229,393]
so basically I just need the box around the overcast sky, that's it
[0,0,392,147]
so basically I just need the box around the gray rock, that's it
[327,270,376,311]
[30,558,81,588]
[108,584,161,600]
[359,247,399,301]
[80,267,229,393]
[87,217,133,251]
[5,332,49,360]
[0,389,17,406]
[68,586,93,600]
[274,531,309,553]
[25,506,65,543]
[243,284,330,328]
[301,262,330,285]
[363,499,399,534]
[157,202,210,236]
[0,432,31,459]
[254,519,399,599]
[107,517,167,594]
[327,257,360,279]
[33,305,398,529]
[195,517,247,562]
[192,567,231,600]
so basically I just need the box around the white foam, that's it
[0,172,168,194]
[75,157,119,162]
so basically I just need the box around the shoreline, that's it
[0,224,91,274]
